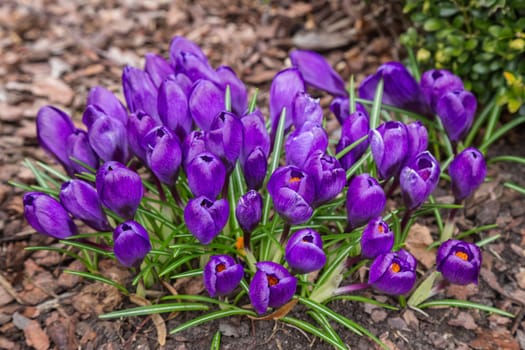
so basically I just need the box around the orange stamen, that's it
[377,225,384,233]
[267,275,279,286]
[289,177,301,184]
[391,262,401,273]
[455,251,469,261]
[235,237,244,250]
[216,263,226,273]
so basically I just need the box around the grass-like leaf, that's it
[281,316,348,350]
[100,303,209,319]
[169,309,256,334]
[417,299,514,318]
[210,331,221,350]
[504,182,525,195]
[64,270,129,294]
[369,79,384,130]
[327,295,400,311]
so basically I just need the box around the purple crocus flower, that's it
[23,192,77,239]
[122,66,160,122]
[235,190,263,233]
[249,261,297,315]
[204,255,244,297]
[96,161,144,220]
[303,151,346,206]
[285,121,328,168]
[240,109,270,190]
[399,151,441,210]
[329,97,368,125]
[217,65,248,116]
[206,111,244,170]
[242,148,268,191]
[289,50,346,96]
[184,196,229,244]
[144,53,174,88]
[436,239,482,285]
[285,228,326,274]
[36,106,76,174]
[182,131,209,169]
[269,68,305,134]
[420,69,464,111]
[173,73,193,98]
[113,221,151,267]
[169,36,209,69]
[346,174,386,229]
[158,78,192,141]
[60,180,111,232]
[189,79,225,131]
[85,86,128,127]
[186,152,226,199]
[88,114,130,164]
[127,111,160,163]
[448,147,486,201]
[370,121,409,180]
[405,121,428,164]
[368,249,417,295]
[436,90,477,142]
[336,110,370,170]
[360,217,394,259]
[292,92,323,129]
[142,126,182,186]
[267,166,315,225]
[66,129,99,174]
[175,51,220,84]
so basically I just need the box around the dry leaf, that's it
[405,223,435,269]
[130,294,167,346]
[248,299,298,321]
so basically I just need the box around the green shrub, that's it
[402,0,525,113]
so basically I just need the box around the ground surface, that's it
[1,1,524,349]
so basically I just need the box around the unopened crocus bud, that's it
[249,261,297,315]
[86,86,128,127]
[370,121,409,180]
[292,92,323,129]
[113,221,151,267]
[184,196,229,244]
[23,192,77,239]
[66,129,99,174]
[399,151,440,210]
[217,65,248,116]
[285,228,326,274]
[268,166,315,225]
[122,66,160,122]
[60,180,111,232]
[405,121,428,164]
[88,114,130,164]
[204,255,244,297]
[346,174,386,229]
[36,106,76,174]
[186,152,226,199]
[142,126,182,186]
[420,69,464,111]
[169,36,209,68]
[189,79,225,131]
[290,50,346,96]
[206,111,244,170]
[304,151,345,206]
[368,249,417,295]
[173,73,193,98]
[175,51,220,84]
[235,190,263,233]
[182,131,208,169]
[336,110,370,170]
[360,217,394,259]
[240,110,270,189]
[448,147,486,201]
[145,53,174,88]
[158,78,192,141]
[242,147,268,190]
[127,111,160,163]
[285,121,328,168]
[436,90,477,142]
[269,68,305,134]
[329,97,368,125]
[436,240,481,285]
[96,161,144,220]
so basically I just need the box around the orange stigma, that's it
[289,177,301,184]
[216,263,226,273]
[390,262,401,273]
[378,225,384,233]
[267,275,279,286]
[235,237,244,250]
[455,251,469,261]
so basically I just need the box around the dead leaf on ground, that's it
[248,299,298,321]
[130,294,166,346]
[405,223,435,269]
[470,328,519,350]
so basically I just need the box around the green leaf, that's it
[407,271,439,307]
[423,18,444,31]
[100,303,209,319]
[282,316,348,350]
[170,309,255,334]
[369,79,384,130]
[210,331,221,350]
[417,299,514,317]
[64,270,129,295]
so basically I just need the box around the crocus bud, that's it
[189,79,225,131]
[113,221,151,267]
[145,53,174,88]
[360,217,394,259]
[122,66,160,122]
[269,68,305,134]
[289,50,346,96]
[436,90,477,142]
[36,106,76,174]
[60,180,111,232]
[169,36,208,68]
[303,151,346,206]
[292,92,323,129]
[329,97,368,125]
[268,166,315,225]
[242,148,268,190]
[249,261,297,315]
[405,121,428,164]
[184,196,229,244]
[448,147,486,201]
[88,114,130,164]
[23,192,77,239]
[204,255,244,297]
[368,249,417,295]
[86,86,128,127]
[240,110,270,189]
[127,111,160,163]
[66,129,99,174]
[285,121,328,168]
[359,62,427,115]
[285,228,326,274]
[175,51,220,84]
[182,131,208,169]
[370,121,409,180]
[335,110,370,170]
[206,111,244,170]
[142,126,182,186]
[420,69,464,111]
[217,65,248,116]
[96,161,144,220]
[436,240,482,285]
[346,174,386,229]
[236,190,263,233]
[173,73,193,98]
[399,151,440,210]
[158,78,192,141]
[186,152,226,199]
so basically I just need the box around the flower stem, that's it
[280,223,291,245]
[333,283,370,296]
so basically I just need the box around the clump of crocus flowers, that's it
[22,35,489,325]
